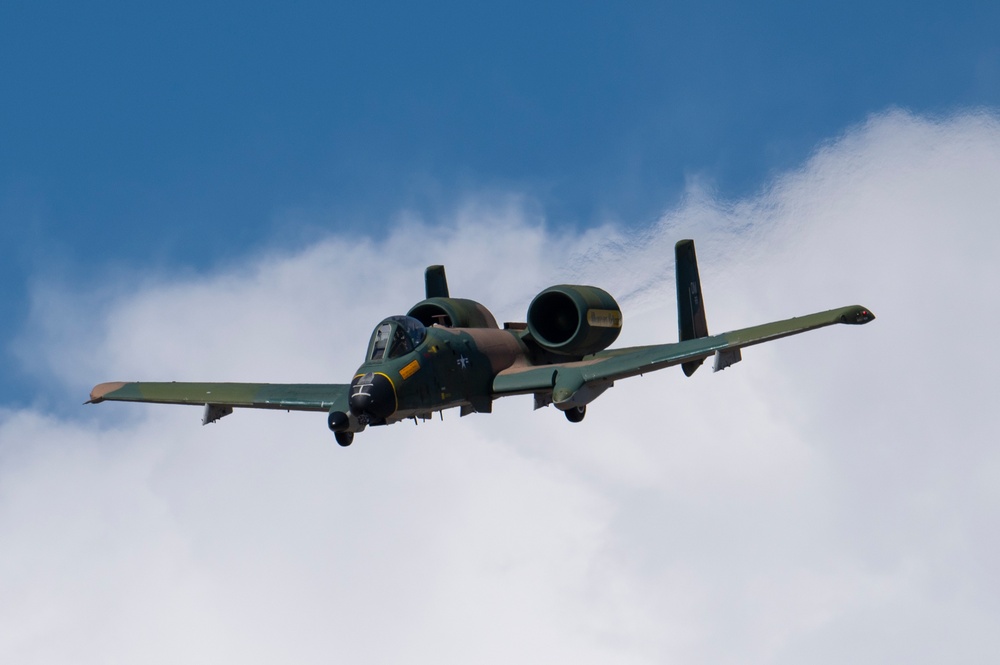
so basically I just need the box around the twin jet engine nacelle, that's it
[526,285,622,356]
[408,278,623,359]
[407,297,499,329]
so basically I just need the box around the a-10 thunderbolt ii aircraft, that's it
[88,240,874,446]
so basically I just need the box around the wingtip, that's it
[88,381,128,404]
[841,306,875,325]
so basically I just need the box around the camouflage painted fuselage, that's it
[351,325,526,426]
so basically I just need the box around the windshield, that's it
[367,316,427,361]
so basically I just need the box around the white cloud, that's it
[3,110,1000,663]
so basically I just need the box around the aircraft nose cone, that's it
[349,372,396,422]
[350,390,372,413]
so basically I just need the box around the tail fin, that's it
[675,240,709,376]
[425,265,450,298]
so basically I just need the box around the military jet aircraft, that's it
[88,240,874,446]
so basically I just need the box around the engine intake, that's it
[407,297,499,329]
[526,285,622,356]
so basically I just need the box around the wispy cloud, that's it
[2,110,999,663]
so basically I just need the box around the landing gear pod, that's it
[328,410,356,446]
[328,410,350,432]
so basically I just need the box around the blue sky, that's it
[3,3,1000,660]
[0,2,998,391]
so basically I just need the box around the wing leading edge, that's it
[88,381,350,419]
[493,304,875,398]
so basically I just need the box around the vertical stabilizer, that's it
[675,240,709,376]
[425,265,450,298]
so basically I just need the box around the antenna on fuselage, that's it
[425,265,450,298]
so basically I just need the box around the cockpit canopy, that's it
[366,315,427,362]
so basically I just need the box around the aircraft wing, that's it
[88,381,350,423]
[493,304,875,401]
